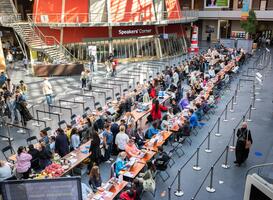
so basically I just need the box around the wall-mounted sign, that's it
[205,0,230,8]
[112,26,156,37]
[118,29,152,36]
[241,0,250,20]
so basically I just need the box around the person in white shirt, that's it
[0,160,12,181]
[172,70,179,87]
[23,57,28,70]
[115,125,129,151]
[70,128,80,151]
[81,182,93,200]
[208,66,215,78]
[42,77,53,106]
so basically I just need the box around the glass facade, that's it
[64,35,187,63]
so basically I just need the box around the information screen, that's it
[250,185,272,200]
[1,177,82,200]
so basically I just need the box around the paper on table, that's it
[104,191,113,197]
[123,171,133,177]
[68,158,77,164]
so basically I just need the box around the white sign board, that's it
[88,45,97,65]
[220,39,236,48]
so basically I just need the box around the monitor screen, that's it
[1,177,82,200]
[250,185,272,200]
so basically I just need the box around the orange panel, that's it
[165,0,183,20]
[64,0,89,23]
[110,0,155,23]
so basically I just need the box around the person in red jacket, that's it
[119,189,136,200]
[149,83,156,99]
[150,99,168,121]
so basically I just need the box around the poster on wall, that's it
[205,0,230,8]
[206,25,215,33]
[237,39,253,53]
[241,0,250,20]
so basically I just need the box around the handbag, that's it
[245,130,252,149]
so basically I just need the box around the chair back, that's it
[26,136,38,145]
[1,145,15,162]
[110,162,116,178]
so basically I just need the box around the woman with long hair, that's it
[150,99,167,122]
[88,165,102,192]
[15,146,32,179]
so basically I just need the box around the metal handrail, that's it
[27,15,77,62]
[27,10,198,25]
[246,163,273,179]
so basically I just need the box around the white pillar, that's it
[108,26,113,54]
[60,28,64,45]
[217,20,221,40]
[191,0,194,9]
[61,0,65,23]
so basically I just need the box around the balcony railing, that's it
[27,10,198,26]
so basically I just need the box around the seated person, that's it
[125,139,141,158]
[145,122,159,139]
[161,114,171,130]
[136,161,156,193]
[89,165,102,192]
[195,103,204,121]
[0,160,12,181]
[153,146,170,171]
[170,99,181,115]
[189,109,199,128]
[115,151,128,177]
[119,188,136,200]
[178,92,190,110]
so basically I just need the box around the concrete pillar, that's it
[61,0,65,23]
[60,28,64,45]
[155,26,162,58]
[108,26,113,54]
[191,0,194,10]
[217,20,221,40]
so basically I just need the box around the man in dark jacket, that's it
[55,128,70,157]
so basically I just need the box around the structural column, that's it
[108,26,113,54]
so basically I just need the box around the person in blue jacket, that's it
[115,151,128,177]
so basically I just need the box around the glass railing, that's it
[27,10,198,25]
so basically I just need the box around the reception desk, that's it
[33,63,84,77]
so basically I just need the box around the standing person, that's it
[115,125,129,152]
[235,122,253,167]
[102,124,113,163]
[89,54,95,72]
[80,69,88,89]
[0,71,7,87]
[111,59,117,77]
[55,128,70,157]
[150,99,167,122]
[38,142,52,169]
[23,57,28,71]
[42,77,53,106]
[88,130,101,173]
[6,51,13,70]
[18,80,27,97]
[15,146,32,179]
[70,128,80,151]
[87,70,92,91]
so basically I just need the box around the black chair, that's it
[84,107,91,113]
[94,102,102,112]
[58,120,67,128]
[43,127,51,132]
[1,145,15,163]
[71,114,77,120]
[26,136,38,145]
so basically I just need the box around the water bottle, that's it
[118,174,123,183]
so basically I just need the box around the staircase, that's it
[0,0,76,63]
[0,0,16,14]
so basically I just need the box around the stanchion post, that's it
[252,94,256,110]
[229,129,236,151]
[168,186,171,200]
[230,96,234,112]
[221,146,230,169]
[243,115,246,122]
[247,105,253,122]
[174,169,184,196]
[206,166,216,193]
[205,132,212,153]
[223,105,228,122]
[215,117,221,137]
[234,90,238,105]
[193,148,202,171]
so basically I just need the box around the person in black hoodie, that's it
[38,142,52,169]
[28,144,40,171]
[55,128,70,157]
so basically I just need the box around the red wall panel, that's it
[64,0,89,23]
[158,24,185,36]
[62,27,108,43]
[33,0,62,23]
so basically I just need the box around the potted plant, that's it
[240,10,258,48]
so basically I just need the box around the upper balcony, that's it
[198,10,273,21]
[27,10,198,27]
